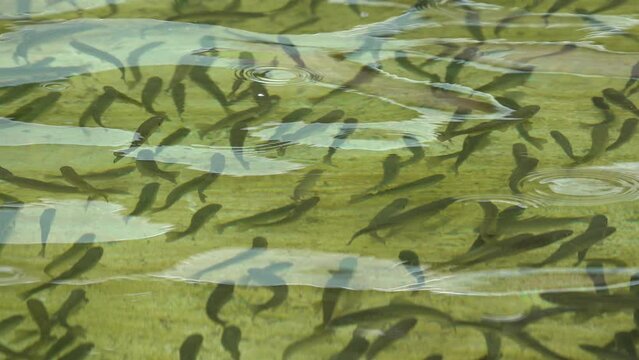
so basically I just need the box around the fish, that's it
[398,250,425,290]
[192,237,268,279]
[50,288,88,328]
[453,132,491,174]
[602,88,639,117]
[6,92,61,123]
[21,247,103,299]
[350,174,445,204]
[141,76,163,114]
[351,197,456,241]
[292,169,323,202]
[494,0,543,36]
[526,215,616,267]
[221,326,241,360]
[0,315,24,336]
[253,196,319,229]
[127,182,160,220]
[478,201,499,243]
[247,272,288,317]
[394,51,440,82]
[322,257,358,326]
[165,203,223,242]
[171,83,186,119]
[0,166,79,194]
[59,166,112,201]
[268,108,313,143]
[350,198,409,245]
[542,0,577,25]
[461,5,485,42]
[58,342,94,360]
[313,64,380,104]
[166,10,266,24]
[623,61,639,92]
[43,330,76,360]
[518,44,577,63]
[26,299,52,340]
[481,331,502,360]
[400,135,425,167]
[50,165,136,181]
[445,46,480,84]
[586,262,609,295]
[217,197,319,233]
[189,66,229,108]
[550,130,577,161]
[206,283,234,326]
[585,0,628,15]
[79,86,142,127]
[38,208,56,257]
[327,300,452,328]
[126,41,164,87]
[367,154,401,192]
[330,333,369,360]
[443,105,541,140]
[579,123,609,163]
[366,318,417,359]
[496,211,588,235]
[588,96,616,125]
[230,119,250,169]
[249,81,272,108]
[475,66,535,94]
[229,52,255,97]
[69,40,126,80]
[198,98,279,137]
[0,83,37,105]
[135,150,180,183]
[607,118,638,151]
[540,291,639,310]
[44,234,95,276]
[281,110,345,146]
[156,127,191,154]
[509,143,538,194]
[115,114,166,161]
[179,334,203,360]
[154,153,224,211]
[323,118,358,165]
[277,35,305,68]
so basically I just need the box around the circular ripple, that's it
[41,81,69,92]
[518,168,639,206]
[235,65,322,86]
[0,266,36,286]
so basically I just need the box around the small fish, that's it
[461,5,485,42]
[127,182,160,220]
[579,123,609,163]
[398,250,425,290]
[39,208,56,257]
[420,41,460,67]
[269,108,313,143]
[44,330,76,360]
[115,114,166,161]
[327,300,452,328]
[330,333,369,360]
[475,66,535,94]
[518,43,577,63]
[189,66,229,108]
[453,132,490,173]
[509,143,538,194]
[542,0,577,25]
[50,288,88,328]
[0,166,79,194]
[166,10,266,23]
[0,315,24,336]
[445,46,480,84]
[349,174,445,204]
[165,203,222,242]
[217,197,318,233]
[206,283,234,326]
[351,198,408,244]
[313,64,380,104]
[127,41,164,87]
[59,166,110,201]
[444,105,540,140]
[230,52,255,97]
[494,0,543,36]
[250,81,272,108]
[292,169,323,202]
[400,135,425,167]
[179,334,203,360]
[198,99,279,137]
[79,86,142,127]
[310,0,324,14]
[602,88,639,117]
[368,154,401,192]
[44,233,95,276]
[527,215,616,267]
[0,83,37,105]
[351,197,456,241]
[7,92,61,123]
[478,201,499,243]
[58,342,94,360]
[607,117,638,151]
[154,153,224,211]
[281,110,345,146]
[322,257,358,326]
[277,35,305,68]
[21,247,103,299]
[550,130,576,161]
[623,61,639,92]
[141,76,163,114]
[167,57,193,91]
[366,318,417,359]
[323,118,358,165]
[171,83,186,119]
[540,291,639,310]
[156,127,191,154]
[586,262,609,295]
[230,119,250,169]
[221,326,241,360]
[192,237,268,279]
[27,299,52,340]
[588,96,616,125]
[135,150,180,183]
[70,40,126,80]
[394,51,440,82]
[247,271,288,317]
[482,331,502,360]
[56,165,136,181]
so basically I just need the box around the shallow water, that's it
[0,0,639,359]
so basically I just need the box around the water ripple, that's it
[236,65,322,86]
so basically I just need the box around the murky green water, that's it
[1,0,639,359]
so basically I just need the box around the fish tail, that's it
[168,172,179,184]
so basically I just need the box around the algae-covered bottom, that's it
[1,0,639,359]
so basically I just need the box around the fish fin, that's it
[574,250,588,266]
